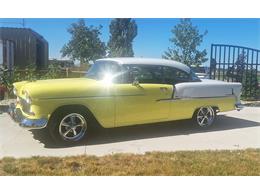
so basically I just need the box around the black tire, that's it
[48,106,91,145]
[193,106,216,129]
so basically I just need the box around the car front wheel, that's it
[48,107,89,145]
[194,106,216,128]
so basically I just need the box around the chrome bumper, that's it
[235,103,244,111]
[8,103,48,129]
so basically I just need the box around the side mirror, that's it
[132,77,140,86]
[130,68,140,86]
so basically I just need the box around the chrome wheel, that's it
[196,106,215,127]
[59,113,87,141]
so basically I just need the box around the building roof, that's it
[0,27,48,44]
[96,57,191,73]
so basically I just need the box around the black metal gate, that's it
[209,44,260,99]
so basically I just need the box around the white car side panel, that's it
[174,79,242,104]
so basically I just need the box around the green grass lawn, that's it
[0,149,259,176]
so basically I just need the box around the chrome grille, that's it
[19,97,30,114]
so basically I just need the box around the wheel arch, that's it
[48,104,102,128]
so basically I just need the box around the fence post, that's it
[209,44,213,79]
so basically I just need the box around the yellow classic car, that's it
[9,58,242,144]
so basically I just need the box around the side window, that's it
[175,69,190,82]
[162,67,175,84]
[120,65,163,84]
[162,67,191,84]
[86,61,121,81]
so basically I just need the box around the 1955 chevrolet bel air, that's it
[9,58,242,144]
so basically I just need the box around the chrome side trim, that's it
[38,94,145,100]
[156,95,236,102]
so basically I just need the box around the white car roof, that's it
[96,58,191,73]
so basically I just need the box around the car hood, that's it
[13,78,101,99]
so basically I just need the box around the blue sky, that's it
[0,18,260,66]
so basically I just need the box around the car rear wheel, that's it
[194,106,216,128]
[48,107,89,145]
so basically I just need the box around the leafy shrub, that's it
[241,69,260,100]
[1,65,37,92]
[1,64,70,93]
[41,64,64,80]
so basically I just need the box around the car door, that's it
[162,66,197,121]
[114,65,173,127]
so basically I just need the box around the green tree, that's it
[163,19,208,66]
[61,19,106,64]
[108,18,137,57]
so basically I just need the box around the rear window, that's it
[191,67,206,73]
[163,66,198,84]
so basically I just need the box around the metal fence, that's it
[209,44,260,99]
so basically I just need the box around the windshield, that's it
[86,61,120,80]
